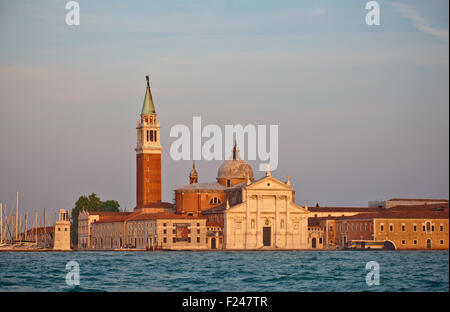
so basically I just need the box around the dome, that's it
[217,159,254,180]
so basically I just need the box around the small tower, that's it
[54,209,71,251]
[189,162,198,184]
[136,75,162,208]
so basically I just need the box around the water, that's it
[0,251,448,292]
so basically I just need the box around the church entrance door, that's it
[211,238,217,249]
[263,227,271,246]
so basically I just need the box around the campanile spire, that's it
[135,75,162,208]
[141,75,156,115]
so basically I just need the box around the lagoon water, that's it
[0,251,448,292]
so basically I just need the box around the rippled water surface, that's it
[0,251,448,292]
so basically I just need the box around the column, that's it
[245,197,250,249]
[256,195,261,248]
[275,195,280,248]
[285,196,289,248]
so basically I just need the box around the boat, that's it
[344,240,395,250]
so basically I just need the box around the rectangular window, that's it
[163,237,167,243]
[154,130,157,142]
[196,237,200,243]
[163,229,167,234]
[413,240,417,245]
[389,225,394,232]
[197,229,200,234]
[380,225,384,232]
[440,240,444,245]
[414,225,417,232]
[188,237,191,243]
[422,225,426,232]
[197,223,200,227]
[173,238,176,243]
[431,225,435,232]
[440,225,444,232]
[401,225,406,232]
[401,240,406,245]
[163,223,167,227]
[149,130,153,142]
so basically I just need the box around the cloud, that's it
[389,2,449,43]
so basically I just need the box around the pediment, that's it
[246,176,293,191]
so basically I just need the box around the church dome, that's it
[217,159,254,180]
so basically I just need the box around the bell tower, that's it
[135,75,162,208]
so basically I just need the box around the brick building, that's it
[309,203,448,250]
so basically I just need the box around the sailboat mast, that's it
[35,211,38,243]
[25,213,28,242]
[43,208,46,235]
[0,202,3,244]
[15,191,19,241]
[18,213,22,242]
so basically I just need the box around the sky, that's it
[0,0,448,222]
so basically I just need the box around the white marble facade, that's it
[224,175,309,249]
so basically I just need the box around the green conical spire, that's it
[141,75,156,115]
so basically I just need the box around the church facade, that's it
[80,75,311,250]
[175,144,310,250]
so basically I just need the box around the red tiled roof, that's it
[308,207,383,213]
[94,212,136,224]
[387,203,449,210]
[21,226,54,235]
[388,198,448,202]
[202,204,227,214]
[138,202,174,209]
[330,208,449,221]
[127,212,205,221]
[94,211,131,216]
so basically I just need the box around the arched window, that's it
[426,222,431,232]
[209,197,222,205]
[251,219,255,229]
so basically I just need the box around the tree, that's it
[70,193,120,246]
[103,200,120,212]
